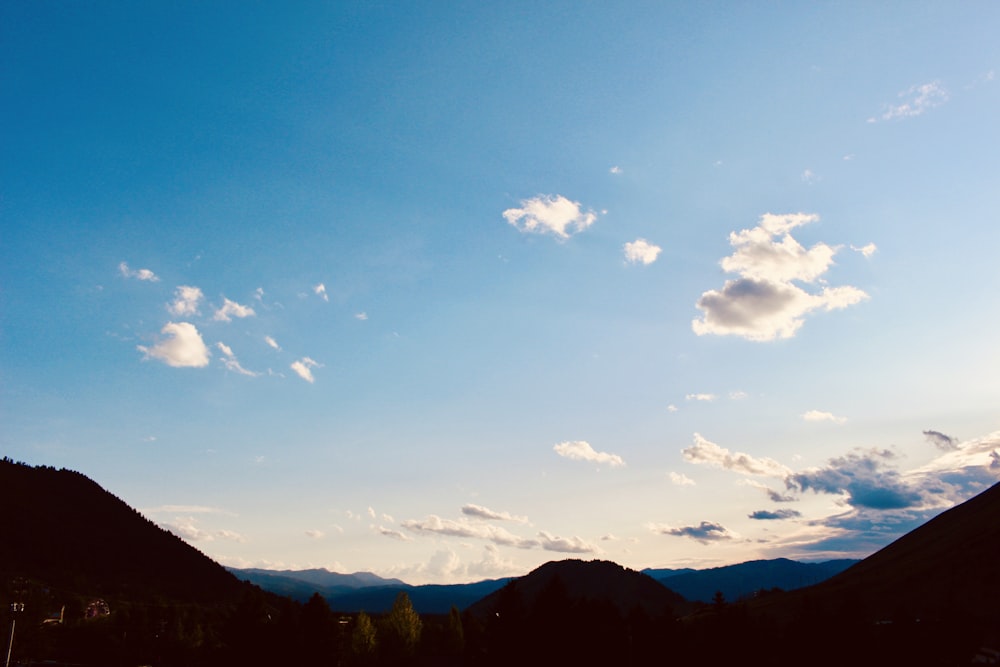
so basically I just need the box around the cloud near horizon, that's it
[683,433,791,477]
[692,213,868,341]
[503,194,598,239]
[553,440,625,467]
[803,410,847,424]
[649,520,733,543]
[461,503,529,523]
[137,322,211,368]
[748,508,802,520]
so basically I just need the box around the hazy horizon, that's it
[2,2,998,585]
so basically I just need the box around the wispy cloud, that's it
[290,357,320,383]
[609,165,623,174]
[623,238,662,265]
[167,285,204,316]
[264,335,280,350]
[686,393,717,402]
[870,80,948,122]
[217,342,258,377]
[461,503,529,523]
[355,312,368,321]
[137,322,211,368]
[648,520,733,543]
[314,283,329,302]
[214,298,256,322]
[852,243,878,258]
[923,429,958,451]
[377,526,412,541]
[803,410,847,424]
[161,517,245,543]
[693,213,868,341]
[503,194,598,239]
[401,515,538,549]
[305,529,325,539]
[119,261,159,282]
[553,440,625,468]
[682,433,791,477]
[669,471,696,486]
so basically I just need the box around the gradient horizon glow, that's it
[2,2,999,584]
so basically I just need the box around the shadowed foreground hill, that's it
[754,480,1000,625]
[0,458,247,604]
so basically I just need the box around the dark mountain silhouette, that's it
[0,458,249,605]
[645,557,857,602]
[754,480,1000,624]
[466,558,686,620]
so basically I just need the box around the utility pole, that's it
[5,579,26,667]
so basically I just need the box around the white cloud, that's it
[667,404,679,413]
[872,80,949,122]
[214,297,256,322]
[502,194,598,239]
[729,390,748,400]
[264,336,280,350]
[137,322,211,368]
[305,529,325,539]
[623,238,662,265]
[167,286,204,316]
[669,471,696,486]
[720,213,835,283]
[553,440,625,468]
[119,261,160,282]
[461,503,529,523]
[216,342,258,377]
[682,433,791,477]
[355,312,368,321]
[290,357,320,383]
[686,393,717,402]
[693,212,868,341]
[314,283,329,302]
[852,243,878,258]
[609,165,623,174]
[803,410,847,424]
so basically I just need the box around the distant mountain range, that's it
[6,456,999,664]
[231,556,859,614]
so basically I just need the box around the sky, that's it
[2,2,999,585]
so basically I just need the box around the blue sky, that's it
[2,2,999,584]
